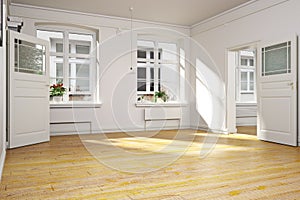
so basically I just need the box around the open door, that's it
[257,35,297,146]
[8,31,50,148]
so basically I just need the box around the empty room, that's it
[0,0,300,199]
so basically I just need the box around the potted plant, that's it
[154,91,168,103]
[50,83,66,103]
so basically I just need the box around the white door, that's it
[8,31,50,148]
[257,35,297,146]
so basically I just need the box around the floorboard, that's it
[1,130,300,199]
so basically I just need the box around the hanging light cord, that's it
[130,7,133,70]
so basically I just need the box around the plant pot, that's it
[52,96,63,103]
[156,97,164,103]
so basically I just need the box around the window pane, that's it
[150,68,154,79]
[249,82,254,91]
[241,72,247,82]
[56,63,63,77]
[137,68,146,79]
[263,42,290,76]
[137,82,146,91]
[69,78,90,92]
[249,59,254,66]
[150,81,154,92]
[76,44,90,54]
[250,71,254,81]
[241,58,248,66]
[137,50,146,59]
[69,64,90,78]
[150,51,154,59]
[14,39,46,75]
[241,82,247,90]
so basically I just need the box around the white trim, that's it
[0,148,6,182]
[10,3,190,29]
[191,0,258,28]
[191,0,290,36]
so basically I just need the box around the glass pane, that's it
[69,64,90,78]
[241,72,247,82]
[137,81,146,91]
[250,72,254,81]
[150,68,154,79]
[56,43,63,53]
[69,78,90,92]
[150,51,154,59]
[76,44,90,54]
[137,50,146,59]
[262,42,290,76]
[15,39,46,75]
[150,81,154,92]
[264,46,288,75]
[241,82,247,90]
[137,68,146,79]
[241,58,248,66]
[249,82,254,91]
[249,59,254,66]
[56,63,63,77]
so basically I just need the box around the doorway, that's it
[227,44,257,136]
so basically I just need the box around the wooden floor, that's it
[1,130,300,199]
[237,126,257,135]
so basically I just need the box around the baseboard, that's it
[0,147,6,182]
[50,126,192,136]
[190,126,229,134]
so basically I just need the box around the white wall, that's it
[0,0,7,180]
[191,0,300,133]
[10,4,192,134]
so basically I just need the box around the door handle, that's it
[288,82,294,90]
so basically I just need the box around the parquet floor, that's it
[0,130,300,199]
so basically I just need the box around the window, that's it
[262,42,291,76]
[240,69,255,93]
[137,40,179,101]
[235,50,256,102]
[37,29,97,102]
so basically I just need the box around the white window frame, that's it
[37,27,97,103]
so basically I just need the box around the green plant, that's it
[50,83,66,97]
[154,91,168,102]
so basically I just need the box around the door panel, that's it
[9,31,50,148]
[257,35,297,146]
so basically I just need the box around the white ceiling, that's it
[11,0,253,26]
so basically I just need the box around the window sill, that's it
[135,101,188,107]
[50,102,102,108]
